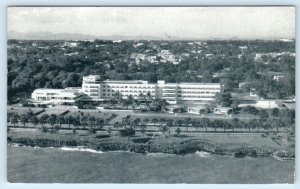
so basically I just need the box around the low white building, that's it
[214,107,233,115]
[31,88,84,105]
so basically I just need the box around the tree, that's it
[175,119,183,128]
[133,118,141,129]
[10,114,19,127]
[175,127,182,136]
[67,115,74,128]
[39,114,49,127]
[243,106,259,117]
[88,116,96,129]
[160,125,169,135]
[143,118,149,126]
[159,118,166,126]
[271,108,280,117]
[96,118,105,130]
[201,118,210,132]
[72,128,77,136]
[166,119,174,133]
[192,119,200,130]
[113,121,120,131]
[215,92,233,107]
[140,123,147,137]
[184,117,192,131]
[231,118,240,132]
[31,116,39,130]
[213,119,223,132]
[26,109,34,122]
[73,116,81,128]
[47,114,57,129]
[152,118,158,126]
[20,114,28,127]
[57,115,65,128]
[259,109,269,122]
[80,115,88,129]
[107,127,113,136]
[231,97,239,112]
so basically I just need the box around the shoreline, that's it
[7,134,295,159]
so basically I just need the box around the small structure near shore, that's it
[213,107,233,115]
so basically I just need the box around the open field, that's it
[38,109,69,117]
[8,127,294,152]
[64,109,115,121]
[8,107,44,115]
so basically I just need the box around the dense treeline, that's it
[8,106,295,135]
[7,39,295,103]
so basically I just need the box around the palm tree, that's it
[72,128,77,136]
[184,117,192,131]
[31,116,39,130]
[57,115,65,128]
[138,92,146,101]
[73,117,80,129]
[143,118,149,126]
[201,118,210,132]
[140,123,147,137]
[113,121,120,131]
[7,112,13,123]
[20,114,29,127]
[192,119,200,130]
[159,118,166,126]
[160,125,169,135]
[26,109,34,122]
[152,118,158,126]
[80,115,88,129]
[39,114,49,127]
[10,114,19,127]
[231,118,239,132]
[47,114,57,129]
[223,121,229,132]
[166,119,174,134]
[107,127,113,136]
[67,115,74,128]
[213,119,222,132]
[96,118,104,130]
[175,127,182,136]
[133,118,141,129]
[175,119,183,128]
[88,116,96,129]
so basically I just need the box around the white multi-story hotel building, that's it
[82,75,223,104]
[31,75,223,105]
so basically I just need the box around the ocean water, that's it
[7,145,294,183]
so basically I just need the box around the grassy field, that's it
[8,126,294,152]
[8,107,44,115]
[38,109,69,117]
[64,109,114,120]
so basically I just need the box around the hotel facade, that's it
[32,75,223,105]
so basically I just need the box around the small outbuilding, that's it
[214,107,233,115]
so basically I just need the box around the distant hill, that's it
[7,31,295,41]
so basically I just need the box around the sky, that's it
[7,7,295,40]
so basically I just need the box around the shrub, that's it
[119,127,135,137]
[87,128,97,135]
[39,126,48,133]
